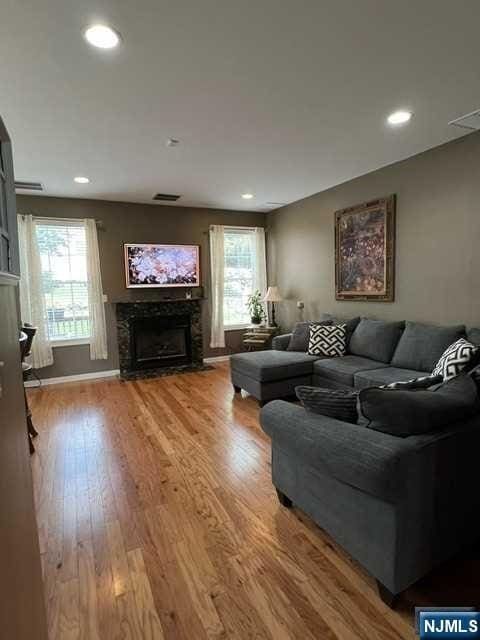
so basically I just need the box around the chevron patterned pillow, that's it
[308,323,346,357]
[432,338,479,381]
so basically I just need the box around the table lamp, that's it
[263,286,283,327]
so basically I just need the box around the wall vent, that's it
[449,109,480,131]
[153,193,181,201]
[15,180,44,191]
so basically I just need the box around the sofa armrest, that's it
[272,333,292,351]
[260,400,415,502]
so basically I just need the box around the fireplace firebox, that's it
[130,315,192,369]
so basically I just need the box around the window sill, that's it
[224,324,249,331]
[51,338,90,348]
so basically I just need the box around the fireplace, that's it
[131,315,192,369]
[115,299,204,379]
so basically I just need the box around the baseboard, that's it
[26,360,228,386]
[24,369,120,387]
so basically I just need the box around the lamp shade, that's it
[263,286,283,302]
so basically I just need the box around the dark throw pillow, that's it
[470,366,480,394]
[287,320,332,352]
[308,323,346,357]
[359,374,480,437]
[381,374,443,390]
[296,386,358,423]
[432,338,479,381]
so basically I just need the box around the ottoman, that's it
[230,350,319,406]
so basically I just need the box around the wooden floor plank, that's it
[30,362,471,640]
[127,548,165,640]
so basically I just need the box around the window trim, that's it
[224,323,250,331]
[51,337,90,348]
[223,225,260,328]
[36,217,91,343]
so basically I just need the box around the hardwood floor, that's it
[29,363,479,640]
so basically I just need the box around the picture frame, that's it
[335,195,395,302]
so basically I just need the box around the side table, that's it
[242,325,280,351]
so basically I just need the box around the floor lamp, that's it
[264,286,283,327]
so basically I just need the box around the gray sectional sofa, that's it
[230,316,477,404]
[230,316,480,605]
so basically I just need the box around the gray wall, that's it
[267,131,480,331]
[16,195,266,378]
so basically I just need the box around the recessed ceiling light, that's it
[387,110,413,126]
[74,176,90,184]
[84,24,120,49]
[241,193,254,200]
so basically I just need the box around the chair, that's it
[20,324,38,454]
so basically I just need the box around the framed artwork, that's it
[124,243,200,288]
[335,195,395,301]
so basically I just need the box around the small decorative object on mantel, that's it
[185,289,192,299]
[264,286,283,327]
[335,195,395,302]
[246,290,266,325]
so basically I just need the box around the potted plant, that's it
[246,290,266,325]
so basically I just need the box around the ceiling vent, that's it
[449,109,480,131]
[15,180,44,191]
[152,193,181,202]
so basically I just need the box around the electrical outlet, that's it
[102,294,108,303]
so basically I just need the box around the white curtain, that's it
[253,227,267,315]
[209,224,225,348]
[85,218,108,360]
[17,214,54,369]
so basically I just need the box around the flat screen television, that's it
[124,243,200,288]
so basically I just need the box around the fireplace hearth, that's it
[115,299,206,380]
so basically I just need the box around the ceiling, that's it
[1,0,479,212]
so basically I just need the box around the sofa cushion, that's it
[313,355,385,387]
[354,366,434,390]
[467,327,480,346]
[287,320,331,352]
[348,318,405,363]
[260,399,418,503]
[230,350,318,382]
[391,321,465,372]
[295,385,358,423]
[359,374,480,437]
[321,313,360,344]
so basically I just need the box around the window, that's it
[223,227,265,327]
[36,221,90,342]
